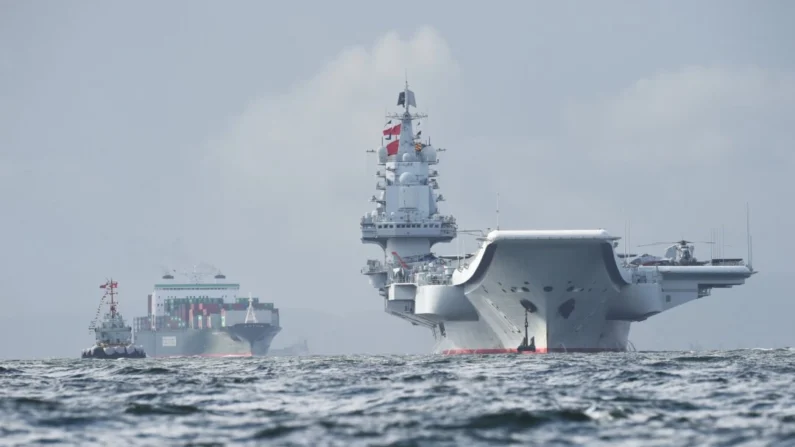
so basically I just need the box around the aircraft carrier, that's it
[133,268,281,357]
[360,83,757,354]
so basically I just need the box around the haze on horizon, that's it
[1,1,793,360]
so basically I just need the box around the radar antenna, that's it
[387,80,427,121]
[160,266,175,280]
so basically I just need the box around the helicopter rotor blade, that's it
[636,242,675,247]
[678,240,715,245]
[638,240,717,247]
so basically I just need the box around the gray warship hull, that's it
[136,323,281,358]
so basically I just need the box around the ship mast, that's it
[244,292,258,323]
[89,278,119,331]
[107,278,118,319]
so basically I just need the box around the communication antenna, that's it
[496,192,500,230]
[623,217,631,258]
[709,228,715,261]
[458,231,462,265]
[623,220,627,258]
[628,219,631,257]
[750,233,754,269]
[721,224,725,260]
[746,203,753,269]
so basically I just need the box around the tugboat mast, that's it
[106,279,119,319]
[89,278,119,332]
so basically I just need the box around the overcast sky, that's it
[1,1,793,359]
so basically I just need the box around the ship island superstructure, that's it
[360,84,757,354]
[133,268,281,357]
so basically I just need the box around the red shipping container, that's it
[206,304,220,314]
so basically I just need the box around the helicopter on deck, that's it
[631,239,714,266]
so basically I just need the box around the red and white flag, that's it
[100,281,118,289]
[383,120,401,156]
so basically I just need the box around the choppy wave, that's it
[2,349,794,446]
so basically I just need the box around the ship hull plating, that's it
[430,230,752,354]
[434,236,630,354]
[136,324,281,358]
[433,317,630,355]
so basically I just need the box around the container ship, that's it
[133,269,281,357]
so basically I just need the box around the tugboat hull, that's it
[81,345,147,359]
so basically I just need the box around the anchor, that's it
[517,307,536,353]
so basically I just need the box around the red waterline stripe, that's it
[441,347,624,355]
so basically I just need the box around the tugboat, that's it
[81,279,146,359]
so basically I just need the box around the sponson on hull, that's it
[360,83,757,355]
[82,279,146,359]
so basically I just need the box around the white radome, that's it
[422,145,437,163]
[377,146,387,163]
[398,172,417,185]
